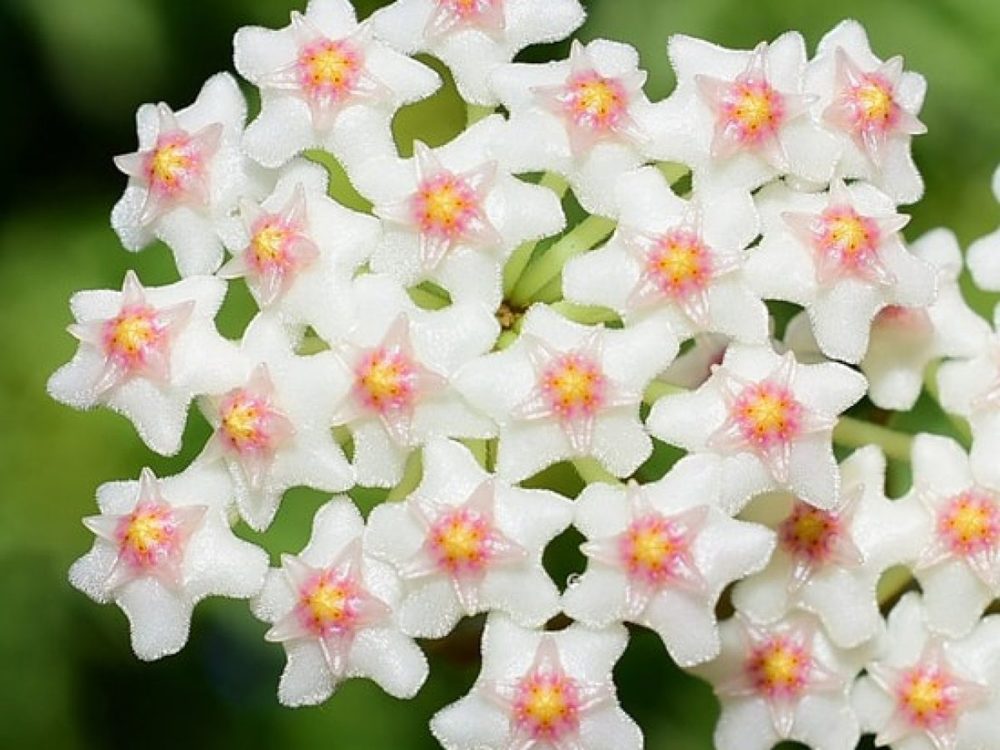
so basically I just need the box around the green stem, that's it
[643,380,688,404]
[502,173,571,297]
[495,330,519,351]
[548,301,619,326]
[387,451,423,501]
[573,458,622,485]
[466,103,496,125]
[833,416,913,463]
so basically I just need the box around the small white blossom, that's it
[964,163,1000,291]
[251,497,428,707]
[69,465,268,660]
[233,0,440,170]
[372,0,585,105]
[430,615,642,750]
[365,438,572,638]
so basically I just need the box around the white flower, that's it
[805,20,927,204]
[691,612,866,750]
[563,166,768,343]
[326,274,498,488]
[853,592,997,750]
[233,0,440,171]
[48,271,241,456]
[69,465,268,661]
[354,116,565,309]
[365,438,571,638]
[430,615,642,750]
[563,459,774,666]
[897,434,1000,638]
[647,344,867,513]
[964,163,1000,291]
[456,304,677,482]
[196,313,354,531]
[371,0,585,105]
[733,445,926,648]
[489,39,655,217]
[644,33,840,196]
[744,179,936,363]
[251,497,429,707]
[111,73,270,276]
[219,158,380,318]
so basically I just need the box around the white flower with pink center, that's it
[219,159,379,319]
[356,116,564,308]
[647,344,866,513]
[644,33,840,197]
[853,593,999,750]
[563,166,767,343]
[489,39,654,217]
[198,314,354,530]
[692,612,866,750]
[251,497,428,707]
[48,272,241,456]
[896,434,1000,638]
[965,164,1000,291]
[806,20,928,204]
[372,0,584,105]
[733,446,927,648]
[233,0,440,171]
[430,615,642,750]
[456,304,677,482]
[744,180,936,363]
[324,274,498,488]
[365,439,571,637]
[69,465,268,661]
[563,459,774,666]
[112,73,271,276]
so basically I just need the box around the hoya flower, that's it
[69,464,268,661]
[964,163,1000,291]
[48,272,240,456]
[563,458,774,666]
[563,166,768,343]
[897,434,1000,639]
[691,612,866,750]
[805,20,928,204]
[431,615,642,750]
[644,33,840,196]
[732,446,926,648]
[456,304,677,482]
[198,314,354,530]
[365,438,571,638]
[647,343,866,513]
[853,592,998,750]
[112,73,270,276]
[371,0,585,105]
[744,179,936,363]
[326,274,498,488]
[354,116,565,308]
[784,228,989,410]
[489,39,655,217]
[233,0,440,171]
[219,158,379,318]
[251,497,428,707]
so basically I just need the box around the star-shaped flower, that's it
[563,459,775,666]
[644,33,840,198]
[355,116,565,308]
[251,497,428,707]
[563,166,768,343]
[489,39,655,217]
[233,0,440,171]
[647,344,867,513]
[744,180,936,363]
[805,20,928,204]
[69,464,268,661]
[48,271,241,456]
[733,445,927,648]
[365,438,571,638]
[112,73,271,276]
[371,0,585,105]
[965,163,1000,291]
[430,615,642,750]
[456,304,677,482]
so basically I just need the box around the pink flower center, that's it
[779,502,842,564]
[101,304,169,371]
[618,513,691,588]
[142,132,209,200]
[296,39,363,104]
[436,0,501,21]
[874,304,933,334]
[562,70,629,133]
[843,73,901,136]
[218,390,280,455]
[718,77,786,147]
[540,353,608,421]
[643,228,713,300]
[354,348,419,414]
[513,669,582,742]
[895,664,961,730]
[814,205,882,273]
[295,569,367,638]
[746,635,812,700]
[410,173,480,240]
[114,501,186,572]
[247,214,307,277]
[732,381,804,449]
[427,508,496,575]
[937,491,1000,557]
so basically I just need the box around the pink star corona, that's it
[426,0,505,39]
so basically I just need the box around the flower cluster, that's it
[51,1,1000,748]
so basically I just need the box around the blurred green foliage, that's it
[0,0,996,747]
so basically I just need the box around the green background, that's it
[1,0,997,747]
